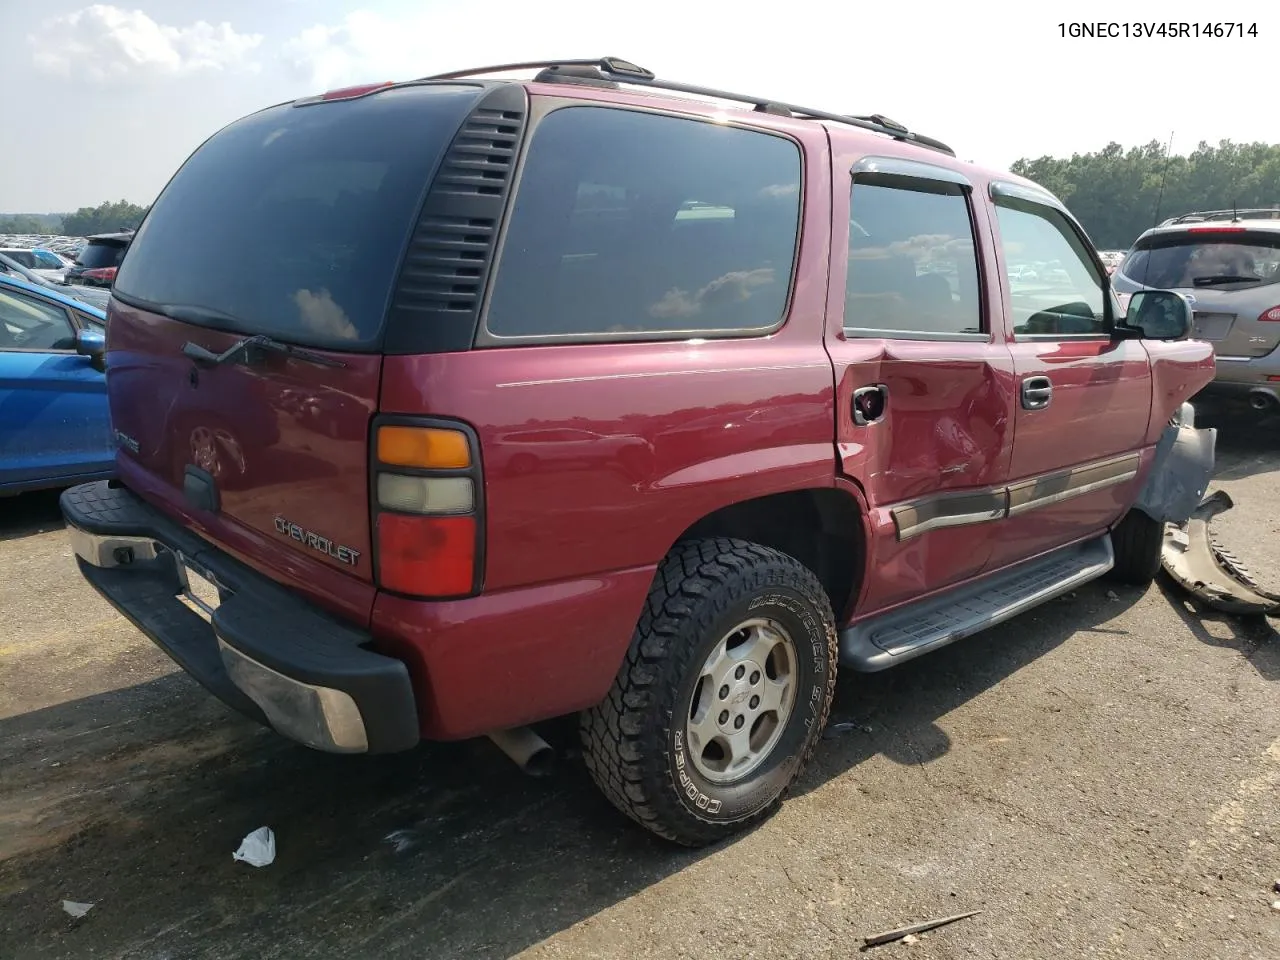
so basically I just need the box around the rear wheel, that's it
[1109,508,1164,585]
[580,538,837,847]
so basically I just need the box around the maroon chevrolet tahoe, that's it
[61,58,1217,846]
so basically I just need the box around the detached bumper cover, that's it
[60,481,420,753]
[1162,490,1280,617]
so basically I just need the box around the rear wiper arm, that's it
[1192,275,1262,287]
[182,334,346,369]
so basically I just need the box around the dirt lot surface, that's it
[1,400,1277,960]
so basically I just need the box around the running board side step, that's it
[840,535,1114,671]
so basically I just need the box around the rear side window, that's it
[483,107,801,341]
[1120,232,1280,289]
[844,178,983,338]
[113,85,482,350]
[2,251,37,268]
[994,198,1108,337]
[75,242,127,269]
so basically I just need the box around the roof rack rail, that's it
[419,56,957,157]
[1163,207,1280,225]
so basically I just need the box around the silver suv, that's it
[1113,208,1280,411]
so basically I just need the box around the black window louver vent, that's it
[384,85,529,354]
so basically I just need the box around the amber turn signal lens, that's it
[377,425,471,469]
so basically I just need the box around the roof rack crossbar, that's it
[418,57,956,157]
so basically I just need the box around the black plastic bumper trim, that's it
[60,481,421,753]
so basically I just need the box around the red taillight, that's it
[377,514,477,596]
[371,420,482,599]
[1258,306,1280,322]
[84,266,117,282]
[1186,226,1247,233]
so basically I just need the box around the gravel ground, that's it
[0,399,1277,960]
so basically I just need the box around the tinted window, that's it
[995,199,1107,336]
[75,241,127,269]
[113,85,482,350]
[844,178,982,336]
[33,250,65,268]
[1120,232,1280,289]
[0,288,74,350]
[485,107,801,340]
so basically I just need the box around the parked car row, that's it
[1098,249,1126,274]
[0,246,75,282]
[0,233,86,259]
[0,250,111,310]
[1,231,133,288]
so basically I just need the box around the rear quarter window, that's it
[483,106,802,342]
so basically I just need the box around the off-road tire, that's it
[580,538,838,847]
[1108,508,1164,585]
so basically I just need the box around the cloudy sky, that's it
[1,0,1273,213]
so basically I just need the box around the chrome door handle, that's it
[1021,376,1053,410]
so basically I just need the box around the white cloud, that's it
[28,5,263,83]
[279,6,553,91]
[280,11,425,90]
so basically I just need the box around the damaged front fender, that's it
[1133,404,1217,526]
[1161,490,1280,616]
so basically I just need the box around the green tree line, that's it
[1011,139,1280,250]
[0,200,149,237]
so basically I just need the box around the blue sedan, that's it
[0,274,113,494]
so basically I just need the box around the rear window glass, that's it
[113,85,481,350]
[75,241,128,269]
[484,106,801,340]
[1120,232,1280,289]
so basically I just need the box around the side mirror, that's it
[76,327,106,369]
[1117,289,1193,341]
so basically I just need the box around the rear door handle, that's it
[1021,375,1053,410]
